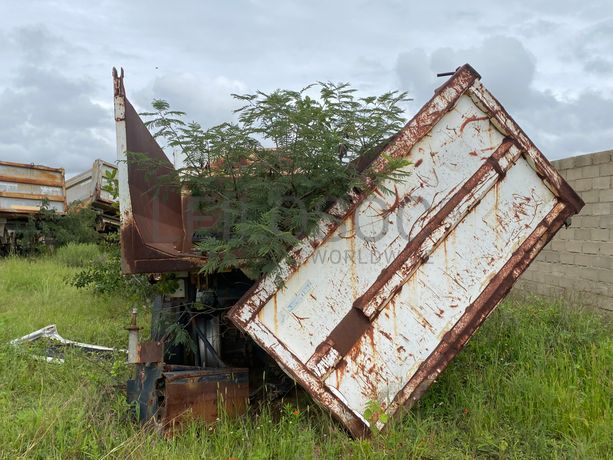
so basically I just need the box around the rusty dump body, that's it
[0,161,66,250]
[113,65,583,437]
[66,159,120,230]
[0,160,66,216]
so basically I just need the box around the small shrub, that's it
[16,202,100,255]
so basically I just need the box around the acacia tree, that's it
[142,83,411,279]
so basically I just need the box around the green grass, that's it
[0,247,611,459]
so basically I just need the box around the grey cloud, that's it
[0,25,113,175]
[133,72,248,129]
[572,19,613,75]
[395,36,613,158]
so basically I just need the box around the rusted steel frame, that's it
[0,191,65,202]
[114,68,205,274]
[132,257,201,273]
[0,160,64,173]
[163,368,248,383]
[228,64,481,325]
[381,200,575,430]
[466,82,584,213]
[0,175,63,187]
[354,140,519,317]
[236,316,370,438]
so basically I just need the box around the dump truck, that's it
[0,160,66,252]
[113,64,583,436]
[66,159,119,231]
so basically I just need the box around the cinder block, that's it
[591,228,609,241]
[556,228,574,240]
[574,228,591,240]
[574,178,593,191]
[597,269,613,284]
[578,266,599,281]
[599,189,613,202]
[581,165,600,178]
[599,216,613,229]
[600,163,613,176]
[559,252,575,264]
[581,190,599,203]
[601,242,613,256]
[583,242,600,254]
[592,150,613,164]
[593,256,613,270]
[574,254,594,267]
[574,216,599,228]
[593,176,611,190]
[566,168,583,181]
[593,202,612,216]
[574,154,593,167]
[565,240,583,253]
[555,157,575,170]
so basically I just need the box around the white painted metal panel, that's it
[323,157,556,424]
[256,94,505,363]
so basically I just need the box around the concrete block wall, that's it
[516,149,613,311]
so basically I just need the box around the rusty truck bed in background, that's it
[66,159,119,231]
[113,64,583,437]
[0,161,66,250]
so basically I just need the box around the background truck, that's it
[66,159,119,231]
[0,160,66,252]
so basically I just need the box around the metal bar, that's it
[466,82,584,213]
[0,191,65,202]
[0,175,64,187]
[0,161,64,173]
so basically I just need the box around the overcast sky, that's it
[1,1,612,176]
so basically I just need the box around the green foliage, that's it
[16,201,100,255]
[0,255,611,460]
[363,400,389,433]
[54,242,102,268]
[70,236,178,305]
[142,83,411,278]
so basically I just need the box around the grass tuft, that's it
[54,242,102,268]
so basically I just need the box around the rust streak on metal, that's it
[0,175,63,187]
[459,115,489,133]
[385,201,576,423]
[353,140,515,312]
[0,191,65,202]
[467,82,584,213]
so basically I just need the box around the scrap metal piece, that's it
[10,324,120,363]
[161,367,249,428]
[226,64,584,437]
[127,365,249,429]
